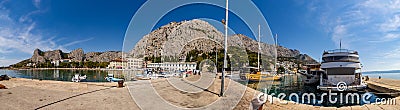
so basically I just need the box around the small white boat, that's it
[71,74,87,82]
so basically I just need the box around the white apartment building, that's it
[50,59,72,67]
[147,62,197,71]
[107,58,144,69]
[126,58,144,69]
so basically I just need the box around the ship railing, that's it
[323,49,358,55]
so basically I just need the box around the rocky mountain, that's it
[29,48,122,63]
[68,48,84,62]
[130,19,317,64]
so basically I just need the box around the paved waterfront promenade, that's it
[366,78,400,97]
[126,72,247,110]
[1,76,400,109]
[0,78,139,110]
[126,75,400,110]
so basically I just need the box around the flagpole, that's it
[220,0,228,97]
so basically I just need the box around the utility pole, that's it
[221,0,228,97]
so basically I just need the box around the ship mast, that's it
[275,34,278,73]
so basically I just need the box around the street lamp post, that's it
[221,0,228,97]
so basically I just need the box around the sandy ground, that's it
[0,78,139,110]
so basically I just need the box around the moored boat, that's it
[105,74,123,82]
[317,49,367,91]
[299,64,323,85]
[241,68,281,82]
[71,74,87,82]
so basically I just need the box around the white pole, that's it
[258,24,261,71]
[275,34,278,73]
[221,0,228,97]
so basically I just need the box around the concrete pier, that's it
[365,78,400,97]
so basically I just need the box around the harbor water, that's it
[235,73,395,107]
[0,69,143,82]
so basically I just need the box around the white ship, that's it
[317,49,367,91]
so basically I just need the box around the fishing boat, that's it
[239,25,281,82]
[71,74,87,82]
[317,47,367,91]
[241,67,281,81]
[105,74,123,82]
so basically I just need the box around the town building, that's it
[50,59,72,67]
[147,62,197,72]
[107,58,144,69]
[126,58,144,69]
[107,58,127,69]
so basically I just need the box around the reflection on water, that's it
[235,73,389,107]
[0,69,143,82]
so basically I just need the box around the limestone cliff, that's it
[28,48,122,64]
[130,19,316,63]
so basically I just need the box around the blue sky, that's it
[1,0,399,71]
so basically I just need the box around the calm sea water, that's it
[0,69,143,82]
[362,72,400,80]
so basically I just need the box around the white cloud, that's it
[0,0,92,66]
[63,37,94,47]
[384,33,400,40]
[0,58,24,67]
[380,14,400,32]
[33,0,41,8]
[305,0,400,71]
[383,48,400,58]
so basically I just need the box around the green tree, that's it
[278,66,285,74]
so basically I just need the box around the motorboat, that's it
[105,74,123,82]
[317,49,367,91]
[71,74,87,82]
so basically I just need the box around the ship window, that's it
[323,56,359,62]
[325,68,355,75]
[323,56,333,62]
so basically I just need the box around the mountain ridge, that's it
[130,19,317,64]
